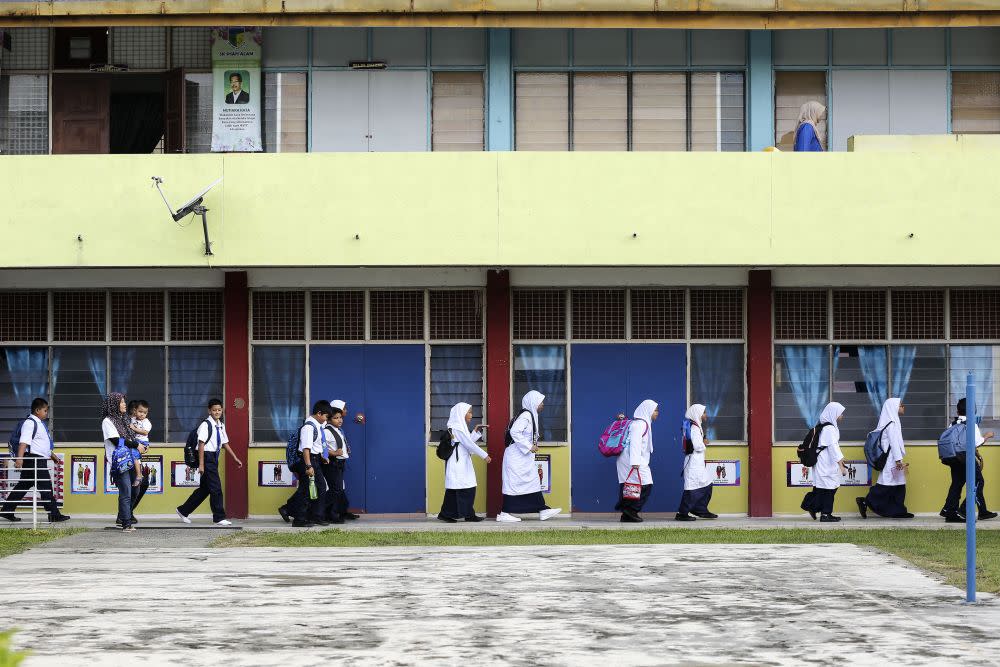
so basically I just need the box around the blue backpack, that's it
[938,423,968,460]
[286,421,318,468]
[7,417,38,458]
[110,438,134,474]
[863,422,894,471]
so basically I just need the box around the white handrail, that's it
[2,455,61,529]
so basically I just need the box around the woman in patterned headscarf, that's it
[101,392,137,531]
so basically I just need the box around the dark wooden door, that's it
[164,67,186,153]
[52,74,110,154]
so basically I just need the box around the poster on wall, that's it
[0,453,64,507]
[140,455,164,495]
[705,460,741,487]
[104,455,118,494]
[211,27,263,152]
[71,455,97,494]
[787,460,871,487]
[535,454,551,494]
[259,461,296,487]
[171,461,201,488]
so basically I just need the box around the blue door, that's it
[309,344,425,513]
[570,343,687,513]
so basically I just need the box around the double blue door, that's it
[308,344,425,514]
[571,344,687,513]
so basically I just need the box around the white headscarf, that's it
[330,400,346,411]
[633,399,657,449]
[521,390,544,436]
[797,101,826,132]
[876,397,905,457]
[685,404,706,431]
[447,402,473,441]
[819,402,845,437]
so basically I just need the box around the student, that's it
[940,398,997,523]
[128,399,153,520]
[676,403,716,521]
[317,406,349,524]
[801,402,846,523]
[100,392,139,530]
[498,390,562,523]
[858,398,913,519]
[616,399,658,523]
[438,402,490,523]
[329,399,359,521]
[176,398,244,526]
[287,401,333,528]
[0,398,69,523]
[793,101,826,152]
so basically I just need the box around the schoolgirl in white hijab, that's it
[615,399,658,523]
[438,402,491,523]
[802,402,846,522]
[857,398,913,519]
[498,390,562,523]
[676,404,716,521]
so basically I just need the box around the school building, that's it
[2,2,1000,519]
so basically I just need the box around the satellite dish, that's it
[151,176,222,256]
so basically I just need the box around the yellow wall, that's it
[247,448,294,517]
[4,150,1000,270]
[771,446,1000,516]
[704,446,749,514]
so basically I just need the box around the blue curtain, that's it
[109,347,135,394]
[256,346,305,441]
[513,345,566,441]
[169,346,223,441]
[890,345,917,403]
[50,347,107,396]
[430,345,483,434]
[857,345,888,411]
[691,344,740,441]
[3,347,48,406]
[950,345,994,418]
[780,345,829,427]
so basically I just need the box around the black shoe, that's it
[130,516,138,524]
[437,515,458,523]
[808,510,817,520]
[464,515,485,522]
[278,505,291,524]
[979,511,998,521]
[856,497,868,519]
[620,513,643,523]
[291,519,315,528]
[693,511,718,519]
[819,514,841,523]
[674,513,696,522]
[896,512,915,519]
[945,513,965,523]
[49,513,71,523]
[329,516,346,524]
[311,519,331,526]
[115,519,123,527]
[939,509,948,518]
[0,513,22,523]
[344,512,360,521]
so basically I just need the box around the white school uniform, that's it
[20,414,52,459]
[813,402,846,490]
[330,400,349,460]
[197,417,229,453]
[444,402,488,490]
[617,400,657,485]
[683,404,711,491]
[502,391,543,496]
[131,417,152,445]
[298,417,324,456]
[956,416,985,449]
[102,417,122,462]
[875,398,906,487]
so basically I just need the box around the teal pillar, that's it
[747,30,774,152]
[488,28,513,151]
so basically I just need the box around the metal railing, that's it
[0,456,62,530]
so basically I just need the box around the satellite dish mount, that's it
[151,176,223,256]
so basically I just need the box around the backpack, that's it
[598,418,647,458]
[436,429,456,461]
[863,422,894,471]
[184,419,213,468]
[111,438,134,474]
[681,419,698,456]
[937,422,968,460]
[7,417,38,458]
[504,409,535,447]
[797,423,831,467]
[286,421,318,468]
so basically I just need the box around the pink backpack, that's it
[598,418,648,458]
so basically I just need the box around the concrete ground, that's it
[2,525,998,666]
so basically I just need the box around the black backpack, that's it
[436,429,456,461]
[797,422,831,467]
[504,409,535,447]
[184,419,213,468]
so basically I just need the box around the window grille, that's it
[111,291,164,342]
[252,291,305,341]
[950,289,1000,340]
[311,291,364,341]
[430,290,482,340]
[630,289,685,339]
[369,291,424,341]
[690,289,744,339]
[0,28,49,70]
[513,290,566,340]
[891,290,945,340]
[833,290,886,340]
[53,292,106,342]
[0,292,47,342]
[571,289,625,339]
[952,72,1000,134]
[184,73,213,153]
[110,27,167,69]
[0,74,49,155]
[170,27,211,70]
[774,290,828,340]
[170,291,223,341]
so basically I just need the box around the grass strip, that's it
[0,528,84,559]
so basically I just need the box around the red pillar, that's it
[747,269,773,517]
[485,269,512,518]
[224,271,250,519]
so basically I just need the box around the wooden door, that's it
[164,68,186,153]
[52,74,110,154]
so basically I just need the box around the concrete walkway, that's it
[3,535,998,665]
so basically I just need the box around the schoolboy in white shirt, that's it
[176,398,243,526]
[0,398,69,523]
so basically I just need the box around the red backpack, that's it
[598,417,648,458]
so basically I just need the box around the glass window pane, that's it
[263,28,308,67]
[832,29,887,66]
[891,28,945,66]
[951,28,1000,66]
[0,347,48,437]
[631,73,687,151]
[691,344,745,441]
[252,345,304,443]
[951,72,1000,135]
[431,28,486,67]
[52,346,106,443]
[264,72,308,153]
[632,29,686,67]
[691,30,746,66]
[0,28,50,70]
[168,346,223,443]
[774,345,830,442]
[432,71,485,152]
[110,346,165,441]
[111,27,167,69]
[372,28,427,67]
[690,72,745,152]
[833,345,885,441]
[0,74,49,155]
[949,345,1000,433]
[774,71,827,151]
[312,28,367,67]
[515,73,569,151]
[572,29,627,67]
[184,73,213,154]
[572,73,627,151]
[513,29,569,68]
[773,30,828,67]
[171,27,212,70]
[892,344,946,441]
[430,345,483,439]
[513,345,567,442]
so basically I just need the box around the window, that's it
[950,289,1000,339]
[513,290,566,340]
[110,27,167,70]
[52,346,106,443]
[631,73,686,151]
[515,73,569,151]
[891,290,944,340]
[252,345,305,442]
[311,291,364,341]
[169,291,224,342]
[833,290,886,340]
[0,74,49,155]
[0,347,48,437]
[264,72,307,153]
[832,345,885,441]
[691,344,745,441]
[252,292,305,341]
[0,28,50,70]
[53,292,106,342]
[184,73,213,153]
[690,289,743,339]
[111,291,164,342]
[775,345,830,442]
[949,345,1000,433]
[774,290,827,340]
[170,27,212,69]
[898,345,947,441]
[168,346,224,442]
[110,346,165,433]
[571,290,625,340]
[774,71,827,151]
[369,291,424,341]
[432,72,485,152]
[429,290,482,340]
[430,345,483,438]
[513,345,567,442]
[690,73,745,152]
[0,292,47,342]
[572,73,627,151]
[631,289,685,340]
[952,73,1000,135]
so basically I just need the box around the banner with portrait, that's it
[211,27,263,152]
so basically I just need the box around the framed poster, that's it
[171,461,201,488]
[0,453,64,508]
[104,455,118,494]
[787,460,871,487]
[535,454,551,494]
[259,461,296,487]
[140,455,164,494]
[71,454,97,494]
[706,460,741,487]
